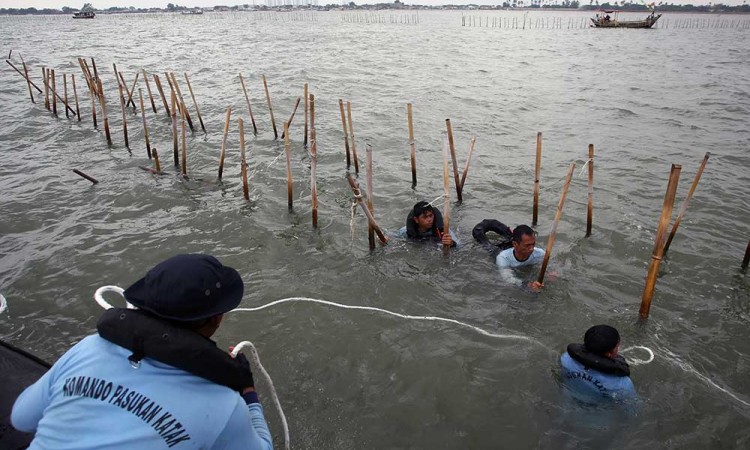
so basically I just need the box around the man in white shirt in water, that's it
[495,225,546,291]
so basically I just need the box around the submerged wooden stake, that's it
[51,69,58,116]
[303,83,308,147]
[239,118,249,200]
[43,67,50,109]
[310,94,318,227]
[284,121,293,210]
[366,144,375,250]
[184,73,205,133]
[338,99,351,167]
[442,135,451,248]
[262,75,278,139]
[63,73,70,118]
[281,96,300,139]
[142,69,157,113]
[117,78,129,148]
[586,144,594,237]
[170,72,194,131]
[407,103,416,186]
[743,240,750,269]
[347,175,388,244]
[21,59,34,103]
[663,152,711,256]
[218,106,232,180]
[153,74,170,117]
[238,73,258,135]
[153,147,162,172]
[445,119,463,203]
[73,169,98,184]
[138,89,152,159]
[126,72,139,109]
[639,164,682,319]
[180,103,187,177]
[537,163,576,285]
[346,101,360,174]
[97,78,112,145]
[171,91,178,166]
[72,74,80,121]
[459,136,476,192]
[533,133,543,227]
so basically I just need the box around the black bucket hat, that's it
[124,254,244,321]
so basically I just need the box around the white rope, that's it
[0,293,7,314]
[230,297,542,344]
[232,341,290,450]
[93,286,134,309]
[620,345,655,365]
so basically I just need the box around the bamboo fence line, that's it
[341,12,419,24]
[460,14,750,30]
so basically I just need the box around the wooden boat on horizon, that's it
[591,10,661,29]
[72,11,95,19]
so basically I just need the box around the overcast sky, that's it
[1,0,745,9]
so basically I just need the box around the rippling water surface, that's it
[1,10,749,449]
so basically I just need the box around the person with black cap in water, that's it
[12,254,273,450]
[560,325,636,403]
[398,201,457,247]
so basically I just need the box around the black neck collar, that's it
[567,343,630,377]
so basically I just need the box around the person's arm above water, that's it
[212,390,273,450]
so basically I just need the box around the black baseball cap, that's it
[124,254,244,321]
[583,325,620,355]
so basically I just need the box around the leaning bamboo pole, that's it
[743,241,750,269]
[21,59,34,103]
[310,93,318,227]
[537,163,576,285]
[262,74,278,139]
[347,175,388,244]
[5,60,43,94]
[533,132,542,226]
[73,169,98,184]
[366,144,375,250]
[239,118,249,200]
[303,83,308,147]
[80,60,97,128]
[284,121,293,210]
[138,89,152,159]
[142,69,157,113]
[639,164,682,319]
[445,119,464,203]
[170,72,194,131]
[346,101,360,174]
[184,73,205,132]
[126,71,139,109]
[281,96,301,139]
[662,152,710,256]
[71,74,80,121]
[96,77,112,145]
[238,73,258,135]
[153,74,170,117]
[586,144,594,237]
[117,77,129,148]
[442,135,451,249]
[407,103,416,186]
[338,99,351,167]
[218,106,232,180]
[459,136,476,192]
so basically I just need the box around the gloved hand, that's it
[230,348,255,392]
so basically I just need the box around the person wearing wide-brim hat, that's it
[12,254,273,450]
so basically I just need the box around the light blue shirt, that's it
[12,335,273,450]
[495,247,545,286]
[560,352,637,403]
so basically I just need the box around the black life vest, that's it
[97,308,251,391]
[472,219,513,253]
[405,208,445,240]
[567,343,630,377]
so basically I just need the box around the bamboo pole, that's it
[170,72,194,131]
[63,73,70,118]
[743,240,750,269]
[284,121,293,210]
[138,89,152,159]
[72,74,80,121]
[126,72,139,109]
[171,91,178,166]
[443,135,451,249]
[73,169,98,184]
[51,69,58,116]
[338,99,351,167]
[153,147,162,173]
[80,60,97,128]
[153,74,170,117]
[262,75,278,139]
[96,78,112,145]
[43,67,50,110]
[445,119,463,203]
[113,63,123,105]
[183,73,206,133]
[238,73,258,135]
[533,132,542,226]
[663,152,710,256]
[366,144,375,250]
[459,136,476,192]
[310,93,318,227]
[239,118,249,200]
[142,69,157,113]
[180,102,187,177]
[639,164,682,319]
[346,101,360,174]
[280,96,300,139]
[303,83,308,147]
[218,106,232,180]
[407,103,416,186]
[346,175,388,244]
[117,77,129,148]
[586,144,594,237]
[91,58,98,83]
[5,60,43,93]
[21,59,34,103]
[537,163,576,285]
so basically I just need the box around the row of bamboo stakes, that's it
[7,56,742,318]
[341,13,420,24]
[460,15,750,30]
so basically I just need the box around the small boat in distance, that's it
[591,10,661,28]
[72,11,95,19]
[181,8,204,15]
